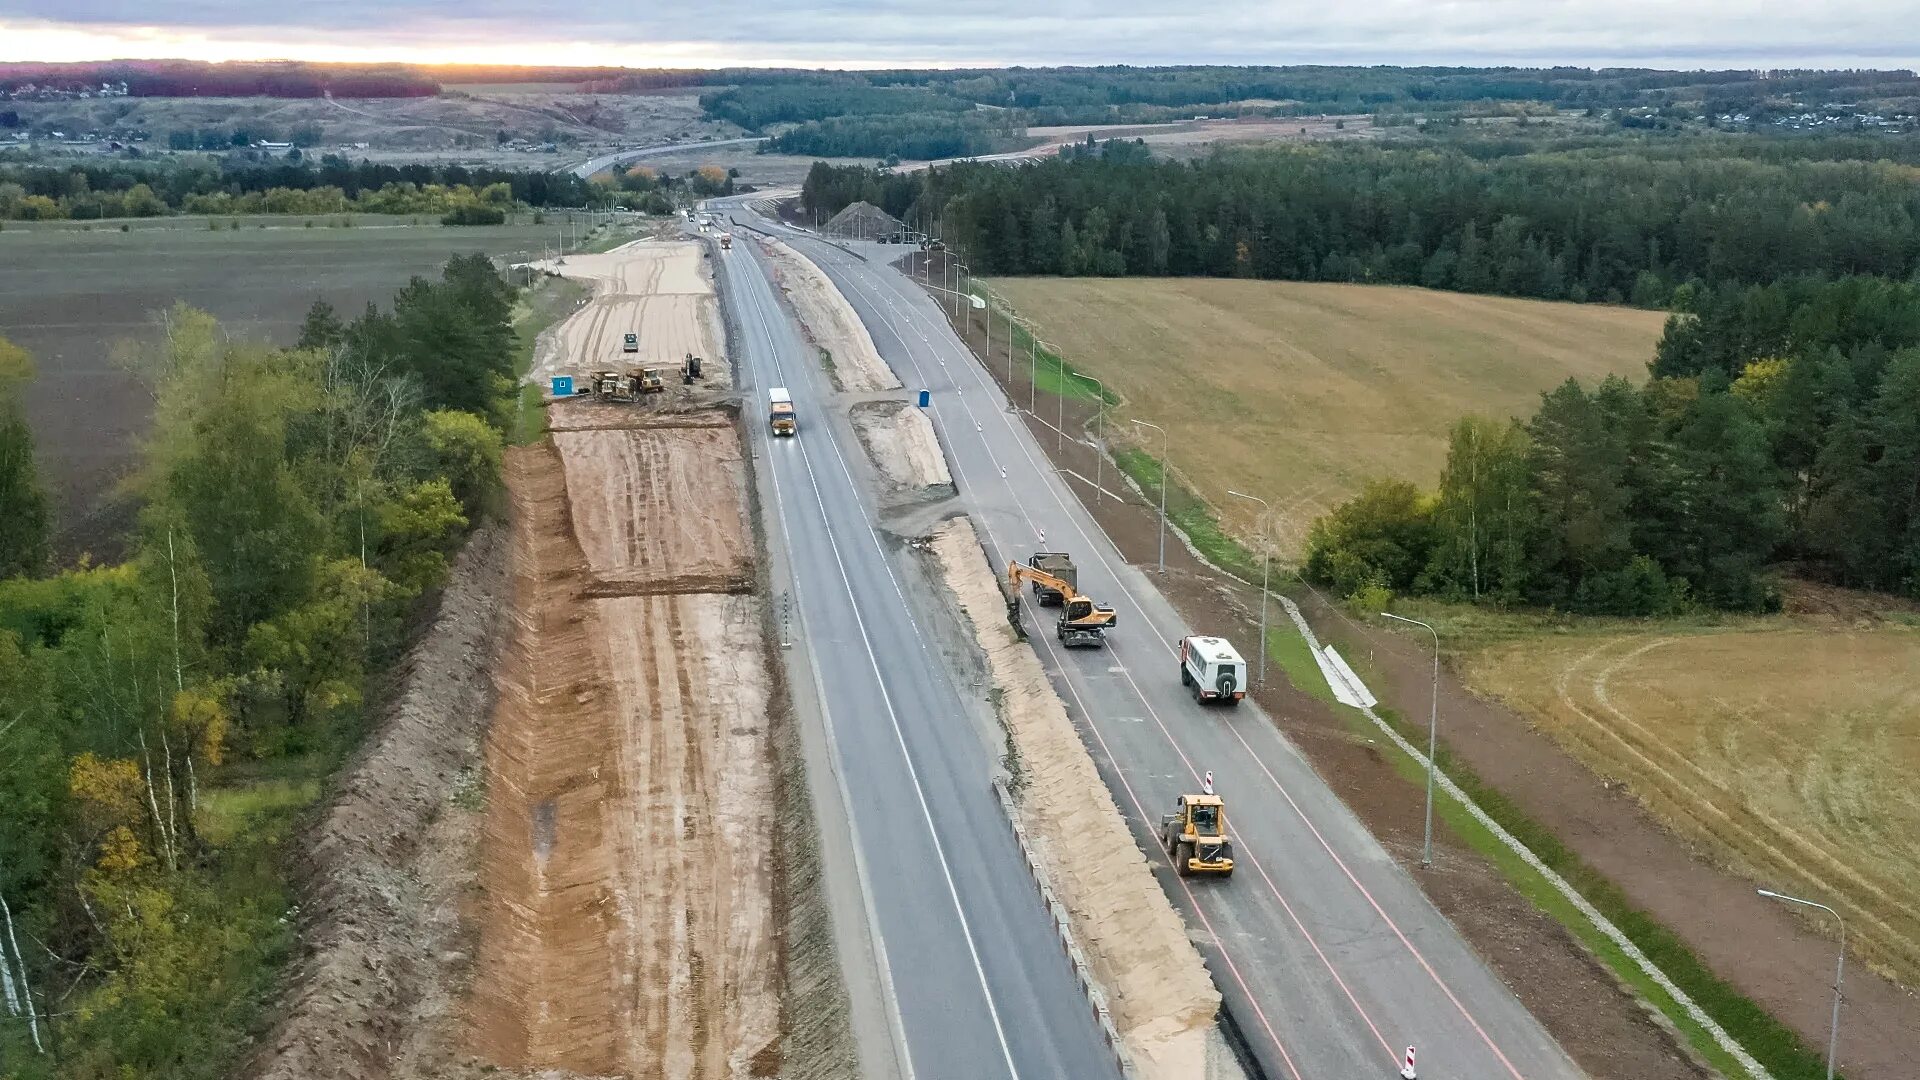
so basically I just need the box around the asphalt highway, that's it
[709,217,1124,1080]
[721,203,1590,1080]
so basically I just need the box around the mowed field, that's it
[990,277,1667,550]
[0,222,561,554]
[1461,610,1920,985]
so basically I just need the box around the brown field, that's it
[1461,612,1920,985]
[988,276,1667,552]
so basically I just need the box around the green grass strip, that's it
[510,274,589,445]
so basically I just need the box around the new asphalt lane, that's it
[710,219,1125,1080]
[718,200,1589,1080]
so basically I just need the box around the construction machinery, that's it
[631,367,665,395]
[768,387,797,436]
[589,370,630,401]
[1162,792,1234,877]
[682,353,704,384]
[1023,552,1077,605]
[622,332,639,353]
[1006,556,1116,647]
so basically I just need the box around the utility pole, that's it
[1029,336,1037,414]
[1227,491,1272,690]
[1381,612,1441,867]
[1131,418,1168,572]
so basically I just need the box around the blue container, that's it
[918,389,931,408]
[551,375,574,397]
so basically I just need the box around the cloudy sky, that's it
[2,1,1915,70]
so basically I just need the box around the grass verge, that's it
[510,274,589,445]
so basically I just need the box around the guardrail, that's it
[989,778,1137,1079]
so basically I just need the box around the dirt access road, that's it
[528,238,728,393]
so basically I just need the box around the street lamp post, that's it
[1029,335,1037,415]
[1757,889,1846,1080]
[1131,418,1167,573]
[1070,373,1106,500]
[1381,612,1441,868]
[1226,491,1271,691]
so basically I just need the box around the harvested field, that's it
[0,222,560,555]
[529,239,729,391]
[470,405,782,1078]
[759,239,900,393]
[1463,619,1920,986]
[928,517,1219,1080]
[985,277,1664,553]
[848,400,952,493]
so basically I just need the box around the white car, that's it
[1179,635,1246,705]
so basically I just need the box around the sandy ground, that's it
[848,400,953,492]
[527,239,730,392]
[245,525,511,1080]
[469,410,782,1079]
[758,239,901,393]
[928,517,1221,1080]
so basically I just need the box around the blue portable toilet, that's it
[917,389,930,408]
[551,375,574,397]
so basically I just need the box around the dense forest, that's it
[0,156,593,219]
[803,137,1920,304]
[1308,275,1920,611]
[699,81,973,129]
[766,112,1021,160]
[0,257,519,1075]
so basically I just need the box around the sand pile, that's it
[849,400,953,492]
[928,517,1220,1080]
[823,201,904,239]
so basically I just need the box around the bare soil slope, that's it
[470,404,781,1079]
[989,277,1665,552]
[530,240,729,391]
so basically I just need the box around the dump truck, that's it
[631,368,665,395]
[590,370,632,402]
[1179,635,1246,705]
[1007,556,1116,647]
[768,387,797,436]
[1023,552,1077,605]
[1162,791,1234,877]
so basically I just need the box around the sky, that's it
[1,1,1916,71]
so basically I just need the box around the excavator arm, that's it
[1007,559,1117,646]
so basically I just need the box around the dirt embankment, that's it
[928,517,1220,1080]
[848,399,953,494]
[758,239,901,393]
[468,406,787,1079]
[245,524,511,1080]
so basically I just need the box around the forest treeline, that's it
[0,257,518,1075]
[1307,274,1920,612]
[0,60,437,98]
[0,156,592,220]
[765,111,1021,160]
[804,138,1920,303]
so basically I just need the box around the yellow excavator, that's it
[1162,791,1234,877]
[1006,555,1116,647]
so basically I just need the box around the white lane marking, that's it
[733,244,1025,1080]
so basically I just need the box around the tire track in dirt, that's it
[471,406,783,1079]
